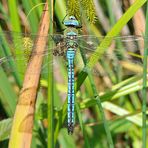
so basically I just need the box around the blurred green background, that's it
[0,0,148,147]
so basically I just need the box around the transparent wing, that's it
[0,31,145,77]
[0,31,66,75]
[77,35,145,51]
[76,35,145,78]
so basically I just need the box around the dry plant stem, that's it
[112,0,130,35]
[130,0,145,55]
[9,3,49,148]
[130,0,145,34]
[93,0,110,32]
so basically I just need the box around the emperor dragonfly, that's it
[0,16,145,134]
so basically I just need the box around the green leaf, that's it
[58,129,75,148]
[0,118,12,141]
[8,0,21,32]
[0,68,17,116]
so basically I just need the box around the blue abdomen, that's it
[66,49,75,134]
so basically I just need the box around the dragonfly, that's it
[0,16,145,134]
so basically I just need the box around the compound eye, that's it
[66,36,70,40]
[74,35,77,39]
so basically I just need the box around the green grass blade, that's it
[79,45,114,147]
[55,0,66,29]
[0,68,17,116]
[85,68,114,148]
[75,102,90,148]
[54,99,67,144]
[102,102,143,126]
[0,27,22,87]
[6,0,24,84]
[48,1,54,148]
[58,129,75,148]
[3,1,23,86]
[0,118,12,141]
[142,1,148,147]
[8,0,21,32]
[22,0,39,33]
[0,2,9,21]
[32,0,43,17]
[105,0,115,26]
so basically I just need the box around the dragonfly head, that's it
[64,16,81,28]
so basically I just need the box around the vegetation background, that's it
[0,0,147,148]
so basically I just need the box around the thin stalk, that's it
[79,43,114,147]
[82,61,114,147]
[75,103,90,148]
[105,0,115,26]
[48,0,54,148]
[142,1,148,147]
